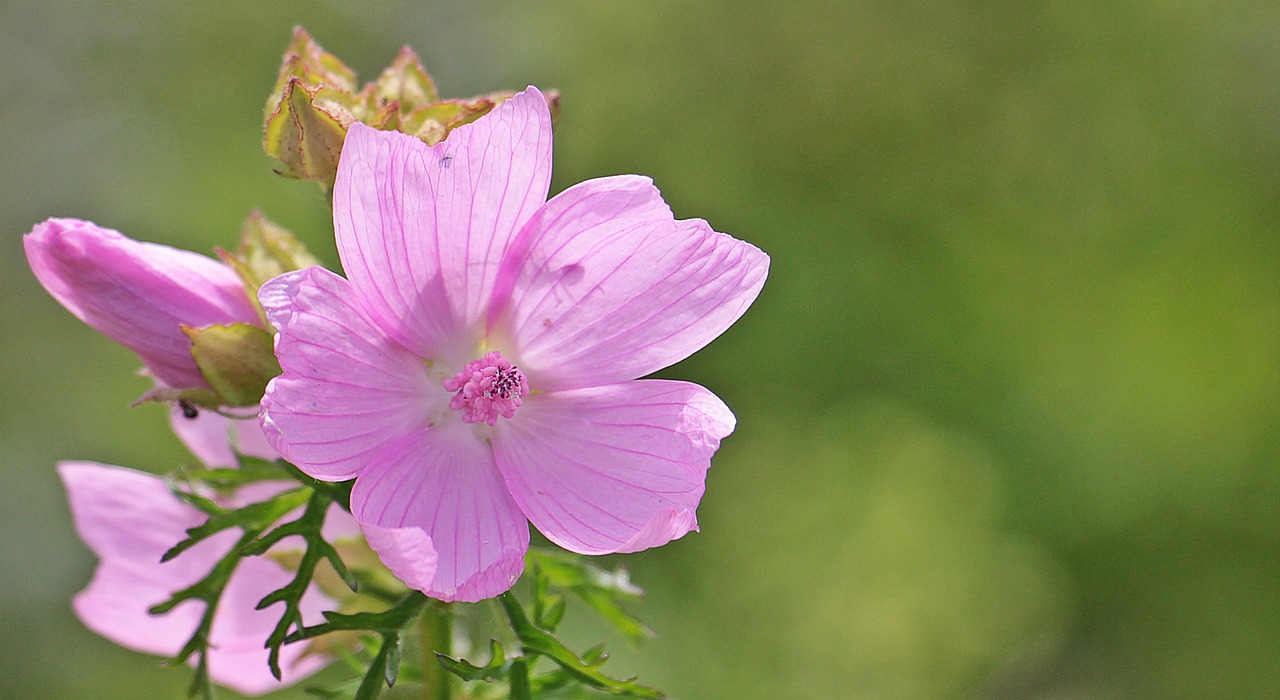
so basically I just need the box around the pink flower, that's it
[259,87,769,602]
[61,416,350,695]
[24,218,259,390]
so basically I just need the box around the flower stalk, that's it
[420,601,453,700]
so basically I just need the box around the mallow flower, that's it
[60,414,348,695]
[24,219,260,392]
[259,86,769,602]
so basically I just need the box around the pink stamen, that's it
[444,351,529,426]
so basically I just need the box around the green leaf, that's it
[159,487,308,564]
[247,487,359,680]
[286,592,428,642]
[498,593,664,699]
[437,640,509,682]
[528,550,653,646]
[354,634,401,700]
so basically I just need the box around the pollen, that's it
[444,351,530,426]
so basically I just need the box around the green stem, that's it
[420,600,453,700]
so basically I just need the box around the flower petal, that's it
[169,404,278,469]
[350,424,529,602]
[61,462,215,656]
[359,522,439,594]
[491,176,769,389]
[24,218,259,389]
[259,267,438,481]
[333,87,553,360]
[493,380,735,555]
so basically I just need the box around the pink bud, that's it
[24,218,260,390]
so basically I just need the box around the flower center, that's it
[443,351,529,426]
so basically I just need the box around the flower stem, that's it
[420,600,452,700]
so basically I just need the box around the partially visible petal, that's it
[494,380,735,555]
[259,267,438,481]
[359,522,438,593]
[169,404,278,468]
[333,87,553,359]
[24,219,258,389]
[64,461,218,656]
[492,177,769,389]
[351,424,528,601]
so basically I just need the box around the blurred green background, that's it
[3,1,1279,698]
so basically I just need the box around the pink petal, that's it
[169,404,278,468]
[62,462,217,656]
[490,176,769,389]
[259,267,438,481]
[359,522,439,593]
[493,380,735,555]
[333,88,553,361]
[350,424,529,602]
[24,218,258,389]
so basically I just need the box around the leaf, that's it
[498,594,665,699]
[437,640,509,682]
[528,550,653,646]
[354,635,401,700]
[247,488,358,680]
[509,658,533,700]
[159,487,308,564]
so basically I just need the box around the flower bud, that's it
[24,218,260,393]
[262,27,562,185]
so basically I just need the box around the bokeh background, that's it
[3,1,1279,698]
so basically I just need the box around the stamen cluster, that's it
[444,351,529,426]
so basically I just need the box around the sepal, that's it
[183,323,281,407]
[217,210,322,321]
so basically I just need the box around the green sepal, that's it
[263,27,358,122]
[263,76,352,184]
[399,98,498,144]
[183,323,281,407]
[369,46,440,116]
[217,211,321,322]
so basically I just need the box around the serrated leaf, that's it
[528,550,651,645]
[160,487,308,564]
[247,488,360,680]
[438,640,508,682]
